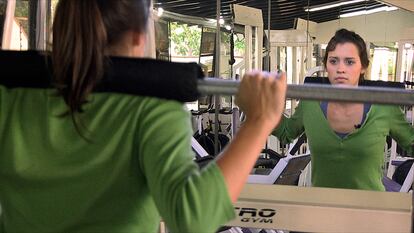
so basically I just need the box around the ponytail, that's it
[52,0,108,139]
[53,0,107,114]
[52,0,150,138]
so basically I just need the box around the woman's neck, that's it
[106,31,145,58]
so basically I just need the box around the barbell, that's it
[1,50,413,106]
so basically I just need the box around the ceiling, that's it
[153,0,394,30]
[382,0,414,12]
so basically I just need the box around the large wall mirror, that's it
[150,1,414,232]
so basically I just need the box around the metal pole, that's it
[197,78,414,106]
[214,0,221,155]
[1,0,16,49]
[266,0,271,72]
[28,0,37,50]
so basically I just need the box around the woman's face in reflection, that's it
[326,42,365,86]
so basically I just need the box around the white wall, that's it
[315,9,414,44]
[400,27,414,41]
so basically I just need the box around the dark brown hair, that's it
[323,28,370,82]
[52,0,150,134]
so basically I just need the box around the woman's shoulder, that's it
[371,104,402,112]
[133,96,189,121]
[86,93,189,121]
[138,96,187,112]
[95,92,185,109]
[368,104,406,121]
[298,100,320,108]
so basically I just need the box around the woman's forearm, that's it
[216,119,274,202]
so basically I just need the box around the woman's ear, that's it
[132,31,146,46]
[361,68,366,75]
[132,31,147,57]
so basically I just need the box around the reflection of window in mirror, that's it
[154,20,170,61]
[199,27,215,76]
[169,22,201,64]
[369,42,398,81]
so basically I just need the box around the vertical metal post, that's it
[1,0,15,49]
[266,0,271,71]
[245,26,252,71]
[305,0,312,71]
[0,0,6,47]
[291,47,298,111]
[28,0,37,49]
[29,0,47,50]
[46,0,51,50]
[214,0,221,155]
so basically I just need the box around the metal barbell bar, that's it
[198,78,414,106]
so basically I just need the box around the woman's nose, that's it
[336,61,346,73]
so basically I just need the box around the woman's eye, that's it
[329,59,337,64]
[346,60,355,65]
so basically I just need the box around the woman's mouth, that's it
[335,77,347,81]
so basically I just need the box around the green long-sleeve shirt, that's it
[273,100,414,191]
[0,86,234,233]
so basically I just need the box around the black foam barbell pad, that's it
[0,50,204,102]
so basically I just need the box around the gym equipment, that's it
[248,133,304,184]
[191,108,231,157]
[2,50,414,106]
[0,50,203,102]
[227,184,411,233]
[198,77,414,105]
[394,159,414,185]
[393,159,414,192]
[192,118,217,156]
[250,153,310,185]
[1,50,413,233]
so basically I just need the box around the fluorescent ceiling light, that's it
[374,47,389,51]
[157,7,164,17]
[340,6,398,18]
[208,18,225,25]
[305,0,366,12]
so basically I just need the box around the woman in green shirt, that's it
[273,28,414,191]
[0,0,287,232]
